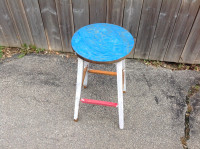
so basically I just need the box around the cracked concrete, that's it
[0,54,200,149]
[187,91,200,149]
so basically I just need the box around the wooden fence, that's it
[0,0,200,64]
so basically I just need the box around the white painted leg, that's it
[83,61,89,88]
[116,61,124,129]
[122,59,126,93]
[74,58,84,121]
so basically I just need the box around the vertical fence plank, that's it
[123,0,143,38]
[107,0,125,26]
[194,50,200,64]
[134,0,162,59]
[123,0,143,58]
[180,9,200,64]
[22,0,48,49]
[89,0,107,23]
[38,0,62,51]
[6,0,33,45]
[55,0,74,52]
[0,26,8,46]
[164,0,200,63]
[72,0,89,32]
[0,0,20,47]
[148,0,181,61]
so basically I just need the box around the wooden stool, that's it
[71,23,134,129]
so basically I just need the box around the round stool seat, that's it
[71,23,134,64]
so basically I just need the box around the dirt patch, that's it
[139,59,200,71]
[0,46,76,61]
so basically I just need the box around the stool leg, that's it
[74,58,84,121]
[122,59,126,93]
[116,61,124,129]
[83,61,89,88]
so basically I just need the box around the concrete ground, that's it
[0,54,200,149]
[187,91,200,149]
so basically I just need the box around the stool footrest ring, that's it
[81,98,118,107]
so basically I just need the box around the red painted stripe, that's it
[81,98,118,107]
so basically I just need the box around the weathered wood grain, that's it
[89,0,107,23]
[180,9,200,64]
[6,0,33,45]
[164,0,200,63]
[0,26,8,46]
[149,0,181,61]
[55,0,74,52]
[123,0,143,37]
[0,0,199,64]
[72,0,89,32]
[0,0,20,46]
[107,0,125,26]
[123,0,143,58]
[194,50,200,64]
[22,0,48,49]
[134,0,162,59]
[38,0,62,51]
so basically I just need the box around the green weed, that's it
[18,44,46,58]
[0,46,4,59]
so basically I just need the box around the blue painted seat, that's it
[71,23,134,63]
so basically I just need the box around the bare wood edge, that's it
[82,66,88,86]
[74,118,78,122]
[88,69,117,76]
[71,45,134,64]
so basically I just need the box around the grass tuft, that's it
[0,47,3,58]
